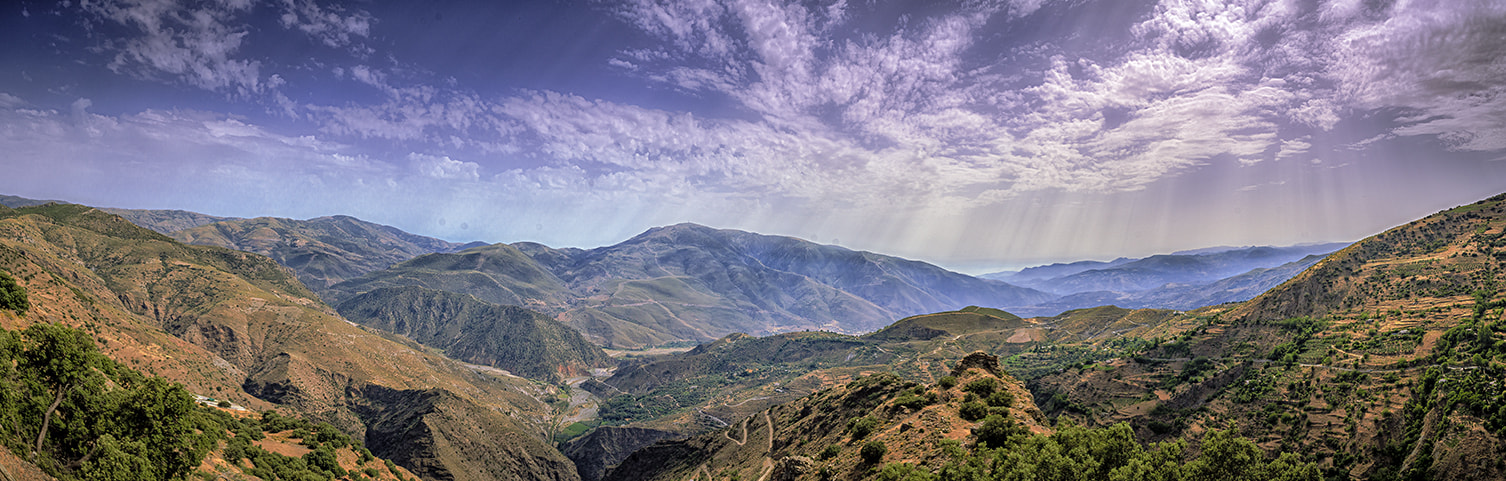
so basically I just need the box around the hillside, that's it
[333,223,1054,348]
[335,286,612,382]
[0,204,580,481]
[603,352,1317,481]
[1029,192,1506,479]
[603,353,1050,481]
[171,215,486,291]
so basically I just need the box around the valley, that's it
[0,192,1501,480]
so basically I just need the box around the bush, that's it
[937,376,957,389]
[860,440,887,464]
[962,378,998,396]
[959,401,988,421]
[848,416,879,439]
[893,393,931,411]
[985,390,1014,408]
[973,413,1026,448]
[818,444,841,460]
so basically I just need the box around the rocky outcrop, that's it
[560,426,684,481]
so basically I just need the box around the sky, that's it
[1,0,1504,274]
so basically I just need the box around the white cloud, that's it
[80,0,272,96]
[409,153,480,181]
[276,0,374,49]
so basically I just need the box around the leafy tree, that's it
[0,270,26,314]
[21,323,103,461]
[972,413,1026,448]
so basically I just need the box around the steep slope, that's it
[604,352,1049,481]
[0,204,579,481]
[1030,192,1506,479]
[335,223,1053,348]
[335,286,612,382]
[172,215,486,291]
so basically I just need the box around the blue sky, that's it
[2,0,1504,273]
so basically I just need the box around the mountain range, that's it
[326,223,1059,348]
[0,195,1349,348]
[0,191,1501,481]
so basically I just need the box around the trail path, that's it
[697,411,776,481]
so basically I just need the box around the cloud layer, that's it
[3,0,1505,266]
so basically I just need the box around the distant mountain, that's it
[171,215,487,291]
[1022,244,1348,294]
[0,194,63,208]
[331,223,1055,348]
[981,257,1136,284]
[100,207,240,234]
[981,243,1347,316]
[1006,254,1331,317]
[336,286,612,382]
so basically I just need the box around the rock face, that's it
[769,455,815,481]
[560,426,684,481]
[950,351,1003,378]
[356,386,581,481]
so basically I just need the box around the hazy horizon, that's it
[3,0,1504,274]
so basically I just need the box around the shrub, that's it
[818,444,841,460]
[848,416,879,439]
[959,401,988,421]
[985,390,1014,408]
[937,376,958,389]
[973,413,1026,448]
[860,440,887,464]
[962,378,998,396]
[893,393,931,411]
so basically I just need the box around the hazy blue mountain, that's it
[1007,243,1347,295]
[1005,253,1332,317]
[981,257,1136,284]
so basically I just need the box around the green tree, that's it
[21,323,103,461]
[972,413,1026,448]
[0,270,26,314]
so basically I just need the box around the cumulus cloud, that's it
[409,153,480,181]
